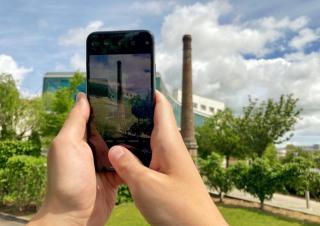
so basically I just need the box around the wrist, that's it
[27,199,88,226]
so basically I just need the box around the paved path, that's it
[222,189,320,216]
[0,218,24,226]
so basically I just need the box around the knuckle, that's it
[117,159,131,175]
[134,170,153,188]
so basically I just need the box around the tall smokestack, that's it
[181,34,198,160]
[117,60,125,132]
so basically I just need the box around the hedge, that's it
[0,155,47,210]
[116,185,133,205]
[0,140,41,168]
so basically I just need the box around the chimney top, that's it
[183,34,192,42]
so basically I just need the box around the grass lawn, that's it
[106,202,320,226]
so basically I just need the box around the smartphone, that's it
[86,30,154,172]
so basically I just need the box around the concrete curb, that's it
[0,212,29,224]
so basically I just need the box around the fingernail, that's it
[109,146,125,161]
[76,93,82,102]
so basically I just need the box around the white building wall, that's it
[172,89,225,116]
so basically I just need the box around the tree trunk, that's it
[305,190,310,209]
[226,155,230,168]
[260,199,264,209]
[219,192,224,203]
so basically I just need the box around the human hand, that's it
[108,91,228,226]
[28,93,121,226]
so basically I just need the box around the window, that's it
[193,103,198,108]
[209,107,215,113]
[201,105,206,111]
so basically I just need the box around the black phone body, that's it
[86,30,155,172]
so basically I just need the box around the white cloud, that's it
[70,53,86,71]
[0,54,33,85]
[59,20,104,47]
[58,20,141,48]
[156,1,320,144]
[254,16,309,31]
[289,28,319,50]
[131,0,176,15]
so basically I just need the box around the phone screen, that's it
[86,31,154,171]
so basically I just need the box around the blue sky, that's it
[1,0,320,145]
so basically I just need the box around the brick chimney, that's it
[181,34,198,160]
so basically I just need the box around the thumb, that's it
[59,92,90,140]
[108,145,148,186]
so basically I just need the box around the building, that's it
[43,71,225,128]
[172,89,225,116]
[43,72,86,93]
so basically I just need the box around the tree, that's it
[241,94,302,158]
[310,172,320,201]
[39,71,85,145]
[229,161,249,191]
[231,158,283,209]
[0,73,41,141]
[281,157,315,208]
[280,145,313,164]
[198,152,233,202]
[313,151,320,169]
[0,73,21,140]
[263,143,278,163]
[197,108,246,167]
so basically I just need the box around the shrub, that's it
[0,140,41,168]
[281,157,319,201]
[1,155,46,210]
[116,185,133,205]
[229,161,249,190]
[310,172,320,201]
[230,158,283,209]
[199,153,233,202]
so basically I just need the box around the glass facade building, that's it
[43,72,210,128]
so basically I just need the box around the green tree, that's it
[0,73,21,139]
[281,157,316,208]
[241,94,301,158]
[263,143,278,163]
[40,71,85,145]
[282,157,314,194]
[310,172,320,201]
[198,152,233,202]
[313,151,320,169]
[197,108,246,167]
[232,158,283,209]
[0,73,41,141]
[229,161,249,191]
[280,145,313,164]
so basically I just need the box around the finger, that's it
[150,91,194,174]
[108,145,150,187]
[58,92,90,140]
[153,91,180,134]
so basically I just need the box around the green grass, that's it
[106,202,320,226]
[106,203,149,226]
[219,205,319,226]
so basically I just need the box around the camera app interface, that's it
[88,53,153,166]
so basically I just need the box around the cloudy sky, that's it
[0,0,320,145]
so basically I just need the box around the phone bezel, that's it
[86,30,155,171]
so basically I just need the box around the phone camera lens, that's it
[145,41,149,45]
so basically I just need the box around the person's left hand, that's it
[28,93,121,226]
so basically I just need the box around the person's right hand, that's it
[108,91,228,226]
